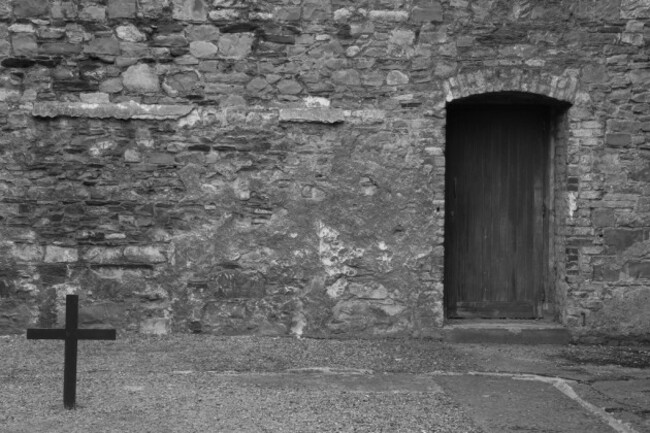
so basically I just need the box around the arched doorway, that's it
[444,92,570,320]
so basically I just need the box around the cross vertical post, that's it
[26,294,116,410]
[63,294,78,409]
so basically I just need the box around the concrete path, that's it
[223,369,644,433]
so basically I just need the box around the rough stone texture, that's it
[32,101,194,120]
[172,0,208,22]
[0,0,648,342]
[13,0,49,18]
[122,64,160,93]
[108,0,137,19]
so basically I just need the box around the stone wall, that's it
[0,0,649,341]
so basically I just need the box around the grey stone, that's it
[172,0,208,22]
[80,92,110,103]
[0,39,10,57]
[44,246,78,263]
[83,247,123,263]
[138,0,169,18]
[32,101,194,120]
[13,0,49,18]
[279,108,345,123]
[604,228,644,252]
[217,33,254,59]
[622,0,650,18]
[387,70,410,85]
[410,1,444,23]
[331,69,361,86]
[39,41,82,55]
[79,5,107,21]
[368,10,409,22]
[186,24,221,41]
[122,63,160,93]
[11,34,38,57]
[164,71,200,94]
[116,24,147,43]
[592,208,615,227]
[246,77,268,93]
[84,37,121,56]
[189,40,218,58]
[276,79,302,95]
[124,245,167,263]
[606,133,631,147]
[152,34,189,47]
[107,0,137,19]
[0,0,10,19]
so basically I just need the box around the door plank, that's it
[445,105,549,319]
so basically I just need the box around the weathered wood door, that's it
[445,105,550,318]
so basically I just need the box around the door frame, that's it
[443,91,571,321]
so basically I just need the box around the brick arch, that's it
[443,69,579,104]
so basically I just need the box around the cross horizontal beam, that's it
[26,295,116,409]
[27,328,116,340]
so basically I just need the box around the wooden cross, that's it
[26,294,116,409]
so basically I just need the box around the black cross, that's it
[26,294,116,409]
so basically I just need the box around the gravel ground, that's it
[3,333,649,433]
[2,333,484,433]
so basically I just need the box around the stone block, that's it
[328,300,408,334]
[186,24,220,41]
[172,0,208,22]
[116,24,147,43]
[99,78,125,93]
[279,108,345,123]
[592,264,619,282]
[0,0,10,19]
[122,63,160,93]
[44,246,78,263]
[11,243,43,261]
[368,10,409,22]
[276,79,302,95]
[208,9,241,21]
[626,261,650,279]
[124,245,167,263]
[13,0,49,18]
[39,42,83,55]
[592,208,615,227]
[621,0,650,18]
[331,69,361,86]
[164,71,201,95]
[605,133,631,147]
[107,0,136,19]
[152,34,189,48]
[0,301,35,334]
[387,70,410,85]
[199,299,290,335]
[140,317,171,335]
[603,228,645,252]
[189,40,218,58]
[79,5,106,21]
[589,286,650,336]
[79,302,126,327]
[217,33,254,59]
[32,101,193,120]
[84,37,121,56]
[410,1,443,23]
[273,6,301,21]
[11,34,37,57]
[83,247,123,263]
[347,282,389,300]
[581,64,609,83]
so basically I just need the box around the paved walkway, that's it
[219,366,647,433]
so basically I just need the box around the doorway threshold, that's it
[442,320,571,345]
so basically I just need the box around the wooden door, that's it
[445,105,550,319]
